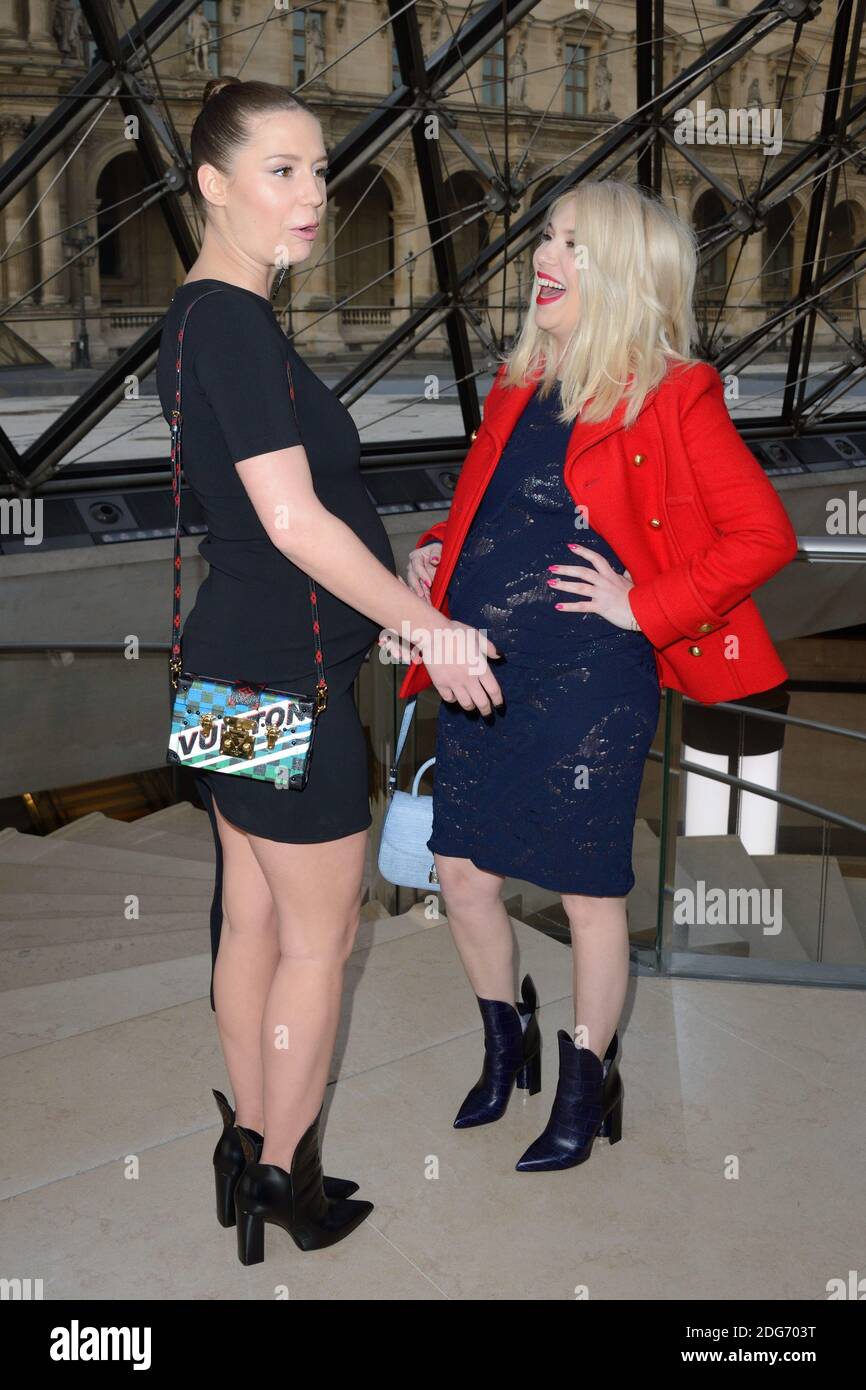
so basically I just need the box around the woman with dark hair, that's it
[400,179,798,1172]
[156,76,502,1257]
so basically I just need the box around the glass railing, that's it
[652,691,866,986]
[374,655,866,988]
[2,528,864,988]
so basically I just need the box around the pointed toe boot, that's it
[212,1087,359,1228]
[454,974,542,1128]
[515,1029,622,1172]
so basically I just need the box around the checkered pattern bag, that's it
[165,287,327,790]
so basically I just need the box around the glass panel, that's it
[657,689,866,980]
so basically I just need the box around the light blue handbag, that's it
[377,697,441,890]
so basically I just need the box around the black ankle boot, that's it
[453,974,542,1129]
[212,1087,359,1228]
[514,1029,622,1172]
[235,1107,373,1259]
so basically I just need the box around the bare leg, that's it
[245,827,368,1170]
[433,851,514,1002]
[211,798,281,1133]
[560,893,629,1061]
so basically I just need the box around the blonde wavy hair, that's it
[500,179,701,427]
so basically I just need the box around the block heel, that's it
[237,1207,265,1266]
[601,1090,623,1144]
[515,1041,542,1095]
[214,1168,237,1228]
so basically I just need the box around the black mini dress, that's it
[156,280,397,1001]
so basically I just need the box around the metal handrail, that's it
[645,747,866,836]
[0,641,171,653]
[681,697,866,745]
[795,535,866,562]
[0,638,372,662]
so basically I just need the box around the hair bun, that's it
[202,75,241,105]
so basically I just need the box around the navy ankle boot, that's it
[453,974,542,1128]
[514,1028,622,1172]
[212,1087,359,1228]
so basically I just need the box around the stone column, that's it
[0,3,22,42]
[85,195,100,308]
[30,0,60,51]
[0,116,36,307]
[36,155,67,305]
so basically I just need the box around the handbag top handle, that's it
[168,286,328,715]
[388,695,419,791]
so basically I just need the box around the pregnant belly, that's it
[447,568,632,654]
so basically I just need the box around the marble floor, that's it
[0,804,861,1301]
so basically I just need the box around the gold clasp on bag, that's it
[266,725,279,750]
[220,714,257,758]
[200,712,214,737]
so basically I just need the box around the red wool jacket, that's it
[397,360,798,706]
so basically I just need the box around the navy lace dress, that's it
[426,381,661,895]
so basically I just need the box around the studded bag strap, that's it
[168,288,328,714]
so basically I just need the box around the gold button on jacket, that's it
[649,517,661,528]
[633,454,644,466]
[698,622,713,633]
[688,645,703,656]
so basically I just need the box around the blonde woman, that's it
[399,180,797,1171]
[156,77,502,1256]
